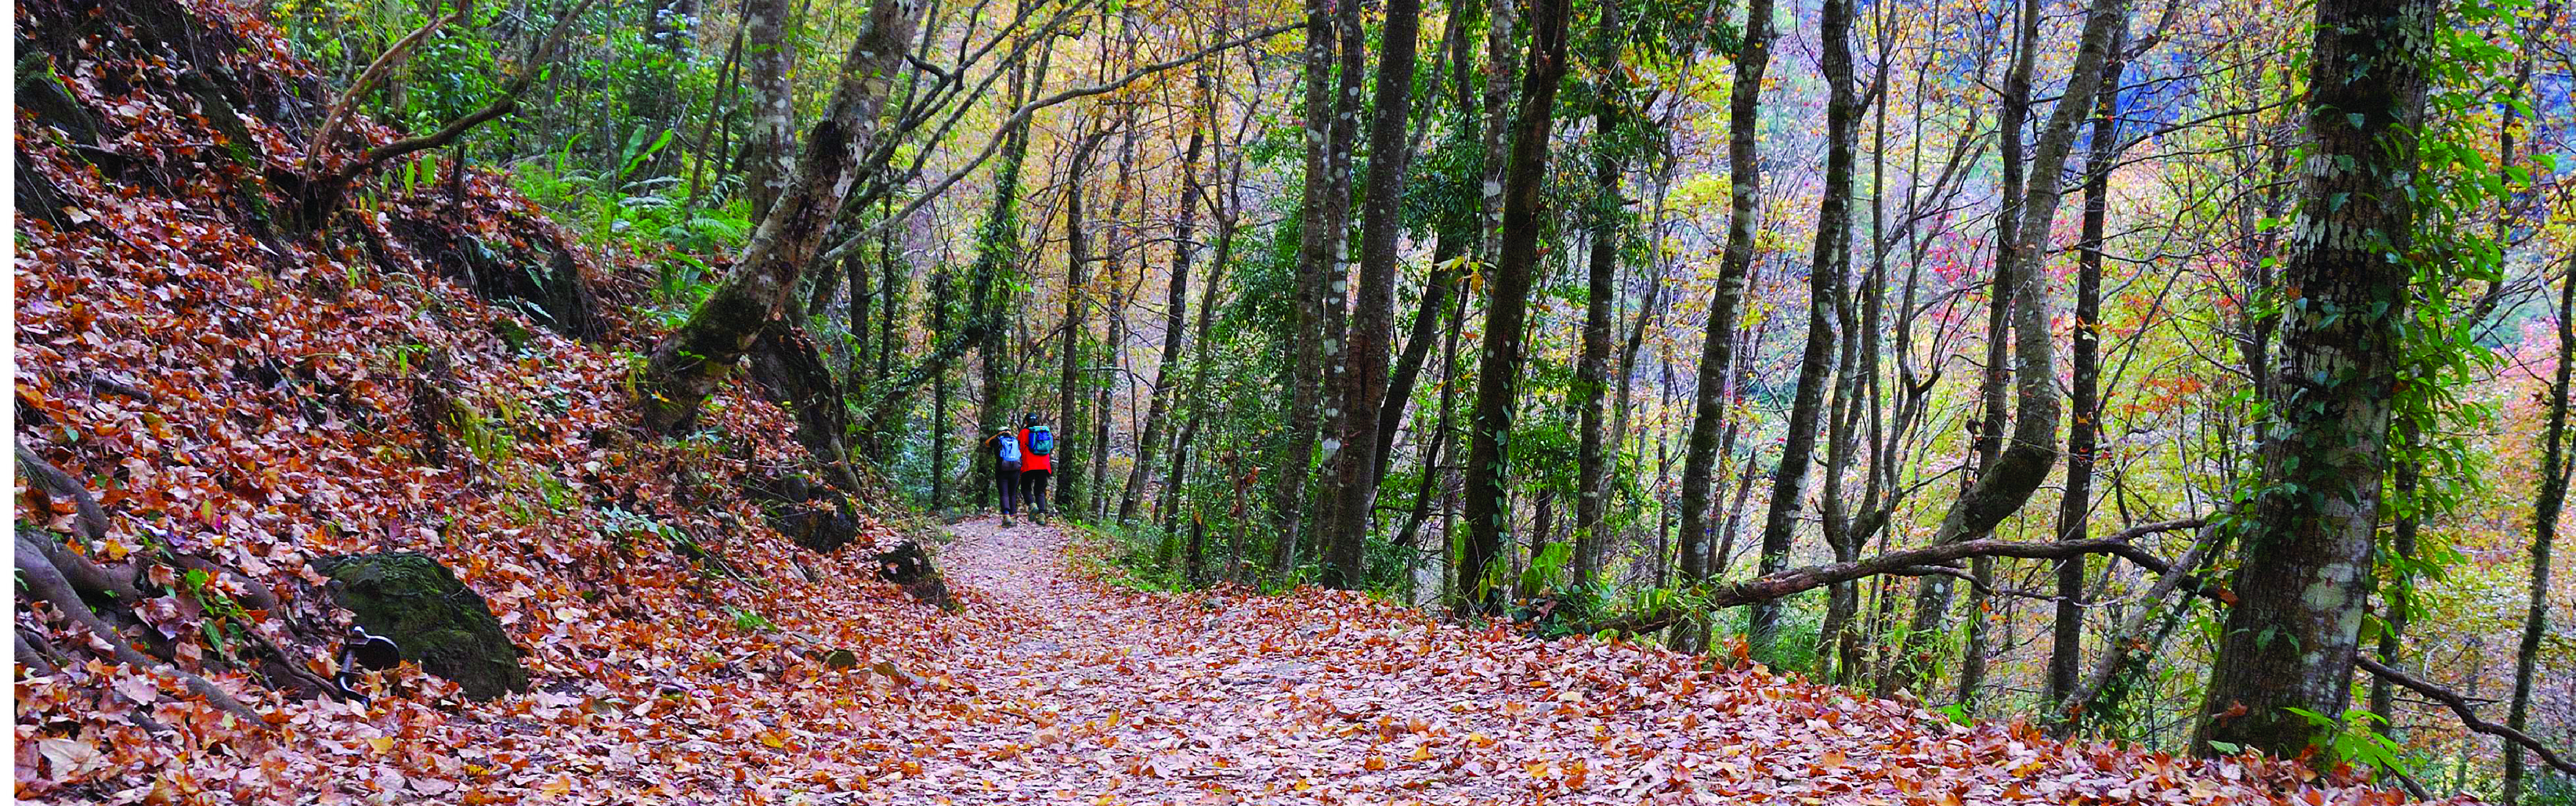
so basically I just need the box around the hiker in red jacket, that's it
[1018,413,1056,522]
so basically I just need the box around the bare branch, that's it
[816,20,1305,265]
[1588,519,2207,635]
[2356,655,2576,775]
[306,1,469,172]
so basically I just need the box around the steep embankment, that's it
[14,1,935,801]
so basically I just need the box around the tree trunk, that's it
[740,0,796,220]
[641,0,925,436]
[978,53,1046,445]
[1057,134,1103,517]
[1120,128,1203,527]
[1369,0,1487,490]
[1887,0,2125,699]
[2194,0,2433,758]
[1319,0,1423,590]
[1307,0,1366,560]
[1093,115,1138,523]
[930,269,953,511]
[1749,0,1855,663]
[876,193,903,396]
[1803,0,1863,681]
[1673,0,1775,629]
[2050,24,2127,706]
[1269,0,1341,573]
[682,13,746,214]
[1460,0,1571,612]
[1946,0,2039,710]
[2372,421,2422,733]
[2504,261,2572,800]
[1570,0,1624,587]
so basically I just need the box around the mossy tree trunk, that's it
[641,0,926,436]
[2193,0,2433,759]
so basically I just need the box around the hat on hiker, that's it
[1025,413,1040,426]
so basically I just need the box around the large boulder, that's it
[312,552,529,700]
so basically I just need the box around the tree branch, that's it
[816,20,1304,265]
[2355,655,2576,775]
[305,1,470,172]
[1589,519,2207,635]
[349,0,598,172]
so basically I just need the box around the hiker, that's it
[1018,413,1055,522]
[990,428,1022,526]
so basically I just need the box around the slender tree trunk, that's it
[1673,0,1776,642]
[1805,0,1865,681]
[1093,280,1122,522]
[1749,0,1855,663]
[2372,422,2422,732]
[2194,0,2434,758]
[1887,0,2125,699]
[976,51,1047,445]
[683,15,746,214]
[1713,446,1756,579]
[1570,0,1624,587]
[2049,19,2127,707]
[1270,0,1341,572]
[1833,10,1896,686]
[930,269,953,511]
[2505,262,2572,801]
[1058,133,1103,518]
[641,0,925,436]
[1415,269,1469,587]
[1160,421,1197,558]
[1092,114,1138,523]
[639,0,697,178]
[1308,0,1366,556]
[1460,0,1571,613]
[1319,0,1423,590]
[1120,128,1203,527]
[1372,0,1485,489]
[876,193,901,391]
[1945,0,2039,708]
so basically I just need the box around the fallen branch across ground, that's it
[1583,512,2576,775]
[1587,518,2206,635]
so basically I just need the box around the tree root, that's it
[17,531,268,725]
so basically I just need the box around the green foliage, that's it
[725,605,776,633]
[2283,707,2415,779]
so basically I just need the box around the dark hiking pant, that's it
[995,463,1021,515]
[1021,469,1051,515]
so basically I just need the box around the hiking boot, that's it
[1002,517,1015,528]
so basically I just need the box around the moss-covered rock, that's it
[312,552,528,700]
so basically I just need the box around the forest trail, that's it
[852,517,2415,805]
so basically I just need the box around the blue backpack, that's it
[1027,425,1054,456]
[997,432,1022,464]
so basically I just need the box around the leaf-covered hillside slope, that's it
[14,0,934,801]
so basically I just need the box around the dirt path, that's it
[851,517,2411,805]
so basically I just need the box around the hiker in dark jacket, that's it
[990,428,1022,526]
[1018,413,1056,522]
